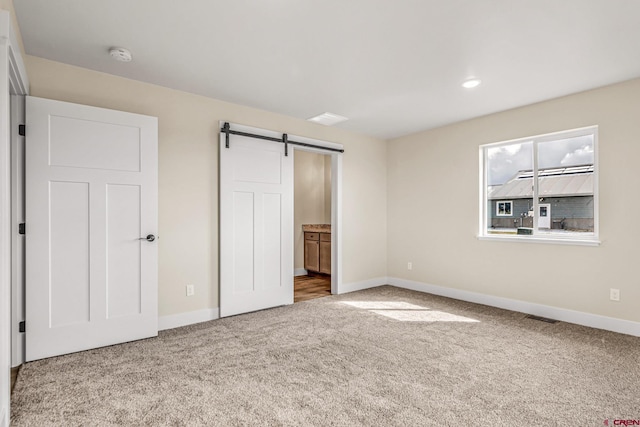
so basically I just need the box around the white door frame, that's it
[219,122,343,299]
[10,94,24,367]
[0,9,29,427]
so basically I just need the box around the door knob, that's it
[139,234,157,242]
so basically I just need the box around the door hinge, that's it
[19,321,25,333]
[18,223,25,235]
[18,124,25,136]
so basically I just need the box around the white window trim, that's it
[478,234,600,246]
[478,125,599,246]
[495,200,513,217]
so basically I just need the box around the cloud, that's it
[487,135,594,185]
[538,135,594,168]
[487,142,532,185]
[560,145,594,166]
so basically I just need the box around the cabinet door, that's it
[305,240,320,272]
[319,241,331,274]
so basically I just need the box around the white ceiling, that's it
[14,0,640,139]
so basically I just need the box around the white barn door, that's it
[25,97,158,361]
[220,125,293,317]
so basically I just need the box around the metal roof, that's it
[488,165,593,200]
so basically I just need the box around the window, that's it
[480,126,598,244]
[496,201,513,216]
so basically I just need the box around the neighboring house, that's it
[488,165,594,231]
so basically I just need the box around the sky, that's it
[487,135,594,185]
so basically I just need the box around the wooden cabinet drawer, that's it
[320,233,331,242]
[305,232,319,241]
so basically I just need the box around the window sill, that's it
[477,234,600,247]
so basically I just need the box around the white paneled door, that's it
[538,204,551,229]
[220,126,293,317]
[25,97,158,361]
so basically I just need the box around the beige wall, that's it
[24,38,637,326]
[388,78,640,323]
[24,55,388,317]
[0,0,24,53]
[294,150,331,270]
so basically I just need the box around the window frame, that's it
[495,201,513,217]
[478,126,599,246]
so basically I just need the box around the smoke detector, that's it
[109,47,132,62]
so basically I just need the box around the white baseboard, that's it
[339,277,388,294]
[388,277,640,337]
[294,268,308,277]
[158,308,219,331]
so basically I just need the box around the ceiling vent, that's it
[307,112,349,126]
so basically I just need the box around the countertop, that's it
[302,224,331,233]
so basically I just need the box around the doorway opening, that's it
[294,150,332,303]
[294,274,331,303]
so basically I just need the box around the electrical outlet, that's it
[609,288,620,301]
[407,262,412,271]
[186,284,195,297]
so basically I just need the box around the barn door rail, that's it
[221,122,345,155]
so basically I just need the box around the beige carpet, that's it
[11,286,640,426]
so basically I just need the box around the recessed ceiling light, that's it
[109,47,132,62]
[307,112,349,126]
[462,78,481,89]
